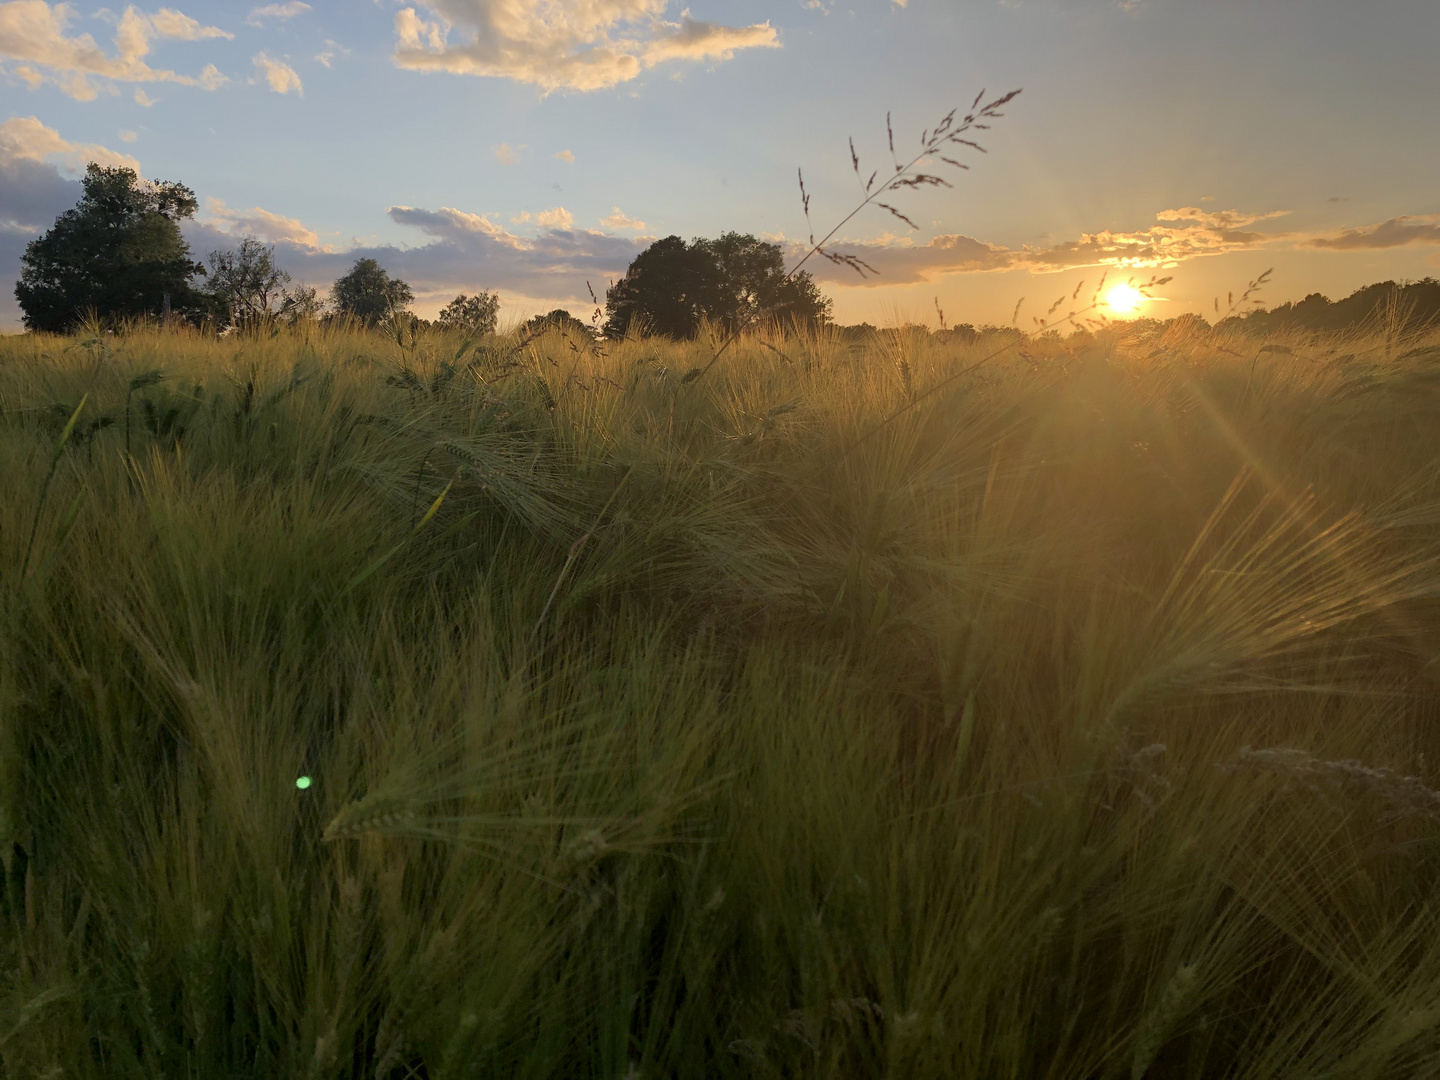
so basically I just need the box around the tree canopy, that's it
[1223,278,1440,336]
[15,164,203,332]
[523,308,595,340]
[437,292,500,335]
[604,233,830,339]
[203,238,291,328]
[331,259,414,325]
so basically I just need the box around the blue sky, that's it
[3,0,1438,329]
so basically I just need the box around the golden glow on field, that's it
[1105,283,1144,316]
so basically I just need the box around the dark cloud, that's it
[0,155,80,231]
[184,206,650,304]
[0,156,81,326]
[1307,215,1440,251]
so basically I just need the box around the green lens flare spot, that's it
[295,776,312,790]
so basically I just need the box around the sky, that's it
[2,0,1438,331]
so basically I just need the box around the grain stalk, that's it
[683,89,1022,384]
[19,395,87,579]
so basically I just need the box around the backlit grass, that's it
[3,317,1440,1078]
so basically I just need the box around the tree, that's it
[15,163,203,332]
[437,292,499,335]
[523,308,594,341]
[331,258,413,325]
[604,236,719,339]
[279,284,322,326]
[203,238,291,328]
[700,232,831,332]
[603,233,830,340]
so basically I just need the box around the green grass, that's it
[3,316,1440,1078]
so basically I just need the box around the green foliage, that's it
[436,291,500,335]
[2,321,1440,1078]
[203,237,292,329]
[330,258,414,325]
[14,164,203,332]
[605,232,830,339]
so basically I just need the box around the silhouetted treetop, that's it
[331,258,414,325]
[1224,278,1440,335]
[604,233,830,339]
[437,292,500,335]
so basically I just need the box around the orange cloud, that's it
[0,1,232,100]
[391,0,777,93]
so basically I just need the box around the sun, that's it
[1105,283,1144,316]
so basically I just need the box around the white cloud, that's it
[245,2,311,28]
[0,114,140,172]
[494,141,522,164]
[0,1,233,100]
[314,38,347,66]
[554,148,574,163]
[202,195,326,249]
[641,14,779,66]
[251,51,301,93]
[512,206,574,228]
[118,128,136,141]
[391,0,779,93]
[599,207,645,231]
[133,87,156,105]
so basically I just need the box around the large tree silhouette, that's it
[15,164,203,332]
[331,258,414,325]
[604,233,830,339]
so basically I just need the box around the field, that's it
[3,316,1440,1079]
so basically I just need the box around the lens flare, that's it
[295,776,312,790]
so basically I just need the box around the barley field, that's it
[3,316,1440,1079]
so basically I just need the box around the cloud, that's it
[391,0,779,93]
[314,38,347,67]
[118,128,136,141]
[133,87,156,105]
[201,196,326,249]
[1306,215,1440,251]
[1154,206,1288,230]
[494,141,521,164]
[641,15,779,65]
[252,51,301,93]
[798,206,1300,286]
[162,202,642,321]
[554,149,573,163]
[245,2,310,28]
[513,207,574,228]
[0,114,140,173]
[0,121,84,232]
[0,115,105,323]
[600,207,645,231]
[376,203,647,294]
[796,205,1440,288]
[0,1,233,100]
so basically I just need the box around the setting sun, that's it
[1105,283,1144,316]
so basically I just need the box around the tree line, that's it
[13,163,832,340]
[1219,278,1440,336]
